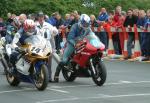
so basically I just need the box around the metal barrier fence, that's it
[59,24,150,61]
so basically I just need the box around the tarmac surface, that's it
[0,59,150,103]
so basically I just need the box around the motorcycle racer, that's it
[54,14,94,82]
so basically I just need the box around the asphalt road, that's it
[0,59,150,103]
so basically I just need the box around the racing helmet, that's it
[78,14,90,29]
[23,19,35,36]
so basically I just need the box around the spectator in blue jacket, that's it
[142,9,150,61]
[98,8,109,21]
[63,14,71,38]
[137,10,147,28]
[5,18,17,44]
[47,12,59,26]
[97,8,108,51]
[136,10,147,57]
[63,14,71,27]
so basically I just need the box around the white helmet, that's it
[78,14,90,29]
[23,19,35,36]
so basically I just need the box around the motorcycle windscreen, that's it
[24,35,52,54]
[24,35,47,47]
[86,34,105,50]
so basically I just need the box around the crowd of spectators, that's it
[0,5,150,61]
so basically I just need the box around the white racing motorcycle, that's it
[0,35,52,91]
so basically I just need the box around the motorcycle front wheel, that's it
[6,73,20,86]
[91,62,107,86]
[6,68,20,86]
[33,64,49,91]
[0,55,20,86]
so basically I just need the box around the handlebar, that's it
[15,47,26,54]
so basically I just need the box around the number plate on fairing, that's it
[30,46,43,56]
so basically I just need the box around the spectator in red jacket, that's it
[113,6,125,27]
[112,6,125,55]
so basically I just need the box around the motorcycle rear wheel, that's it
[62,67,77,82]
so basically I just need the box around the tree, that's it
[0,0,150,19]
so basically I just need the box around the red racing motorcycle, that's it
[59,34,107,86]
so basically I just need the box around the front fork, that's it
[90,58,96,75]
[89,56,102,76]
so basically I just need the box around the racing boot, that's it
[54,62,65,82]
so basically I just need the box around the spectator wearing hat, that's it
[36,11,59,82]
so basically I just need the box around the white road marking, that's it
[98,94,111,97]
[50,86,62,89]
[48,80,150,89]
[47,88,70,94]
[0,88,32,94]
[106,80,150,85]
[119,80,132,83]
[36,93,150,103]
[49,84,92,89]
[97,93,150,98]
[0,80,150,94]
[36,97,78,103]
